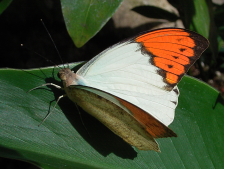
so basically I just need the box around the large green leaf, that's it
[0,63,223,168]
[179,0,210,38]
[61,0,123,48]
[0,0,13,15]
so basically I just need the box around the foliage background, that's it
[0,0,223,168]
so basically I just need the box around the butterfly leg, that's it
[27,83,64,93]
[28,83,66,125]
[38,94,67,126]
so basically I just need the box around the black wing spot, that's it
[176,38,183,42]
[179,48,186,52]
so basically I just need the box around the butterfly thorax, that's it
[58,68,87,87]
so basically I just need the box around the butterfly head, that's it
[58,68,87,87]
[57,68,77,87]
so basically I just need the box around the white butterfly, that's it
[36,28,209,151]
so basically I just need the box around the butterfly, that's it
[43,28,209,151]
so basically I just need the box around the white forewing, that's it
[76,40,179,126]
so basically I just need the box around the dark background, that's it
[0,0,223,168]
[0,1,123,69]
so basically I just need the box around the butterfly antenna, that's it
[40,19,65,68]
[75,103,91,137]
[38,94,66,126]
[21,69,45,80]
[21,44,61,69]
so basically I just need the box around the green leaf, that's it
[0,63,223,168]
[0,0,13,15]
[60,0,123,48]
[179,0,210,38]
[132,6,179,22]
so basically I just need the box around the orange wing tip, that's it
[153,57,185,75]
[135,28,190,42]
[165,72,179,84]
[134,28,209,89]
[147,49,191,65]
[156,69,181,90]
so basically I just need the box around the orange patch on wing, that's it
[166,72,179,84]
[146,42,195,57]
[154,57,185,75]
[148,48,190,65]
[135,28,209,86]
[116,97,177,138]
[136,29,190,42]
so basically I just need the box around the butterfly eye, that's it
[57,70,66,81]
[57,72,61,79]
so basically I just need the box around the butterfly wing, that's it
[76,28,209,126]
